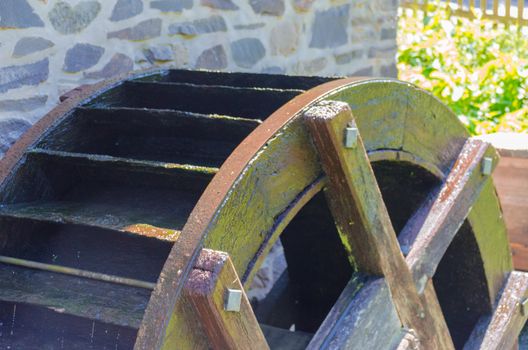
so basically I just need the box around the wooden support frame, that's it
[184,249,269,350]
[303,100,526,349]
[400,138,498,292]
[303,101,454,349]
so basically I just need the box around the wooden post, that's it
[184,249,269,350]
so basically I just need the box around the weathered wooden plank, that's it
[29,148,219,177]
[87,81,302,119]
[0,200,186,240]
[0,301,138,350]
[464,271,528,349]
[303,100,454,349]
[400,138,498,291]
[0,217,172,282]
[184,249,269,350]
[136,69,332,90]
[0,264,150,328]
[308,278,405,350]
[37,107,258,168]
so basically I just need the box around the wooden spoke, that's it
[400,138,498,292]
[464,271,528,349]
[184,249,269,350]
[307,278,407,349]
[304,101,454,349]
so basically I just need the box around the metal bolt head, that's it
[481,157,493,175]
[521,298,528,316]
[345,127,358,149]
[224,288,242,312]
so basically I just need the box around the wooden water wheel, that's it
[0,70,525,349]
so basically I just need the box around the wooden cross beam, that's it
[302,99,528,349]
[303,100,454,349]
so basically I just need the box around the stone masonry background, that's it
[0,0,398,157]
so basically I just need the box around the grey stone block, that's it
[0,0,44,29]
[0,58,49,93]
[110,0,143,21]
[84,53,134,79]
[250,0,285,16]
[63,43,105,73]
[270,22,299,56]
[0,118,32,156]
[151,0,193,12]
[231,38,266,68]
[12,37,54,58]
[234,23,266,30]
[144,45,174,62]
[195,45,228,70]
[49,1,101,34]
[201,0,239,10]
[169,16,227,36]
[335,49,364,65]
[0,96,48,112]
[108,19,162,41]
[310,5,350,49]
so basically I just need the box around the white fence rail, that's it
[400,0,528,27]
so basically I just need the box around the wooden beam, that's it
[400,138,498,291]
[307,278,406,350]
[464,271,528,349]
[184,249,269,350]
[303,101,454,349]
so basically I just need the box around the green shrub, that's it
[398,2,528,134]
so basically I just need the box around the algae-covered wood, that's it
[184,249,268,350]
[152,78,514,350]
[303,100,453,349]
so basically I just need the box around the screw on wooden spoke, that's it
[303,100,454,349]
[399,138,499,293]
[464,271,528,350]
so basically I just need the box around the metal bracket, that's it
[345,126,358,149]
[482,157,493,175]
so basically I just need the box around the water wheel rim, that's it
[0,70,513,348]
[137,78,513,349]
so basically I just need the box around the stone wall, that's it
[0,0,398,156]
